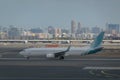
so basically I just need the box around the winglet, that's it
[90,31,105,48]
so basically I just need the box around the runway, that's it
[0,58,119,80]
[0,47,119,80]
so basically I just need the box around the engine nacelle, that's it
[46,53,55,58]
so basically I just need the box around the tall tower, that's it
[71,20,76,34]
[77,22,81,34]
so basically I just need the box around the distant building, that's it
[76,22,81,34]
[48,34,54,39]
[91,26,101,34]
[54,28,61,38]
[22,31,36,39]
[106,24,120,34]
[61,29,69,34]
[8,25,21,39]
[79,33,94,39]
[48,26,55,35]
[76,22,82,38]
[80,27,90,33]
[37,33,48,39]
[71,20,76,34]
[0,32,7,39]
[71,20,76,38]
[30,28,43,33]
[23,31,35,36]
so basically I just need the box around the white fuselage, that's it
[19,47,90,58]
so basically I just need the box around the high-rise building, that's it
[71,20,76,38]
[106,24,120,34]
[71,20,76,34]
[76,22,81,34]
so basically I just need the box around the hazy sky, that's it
[0,0,120,29]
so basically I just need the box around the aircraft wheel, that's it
[59,56,64,60]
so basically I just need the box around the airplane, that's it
[19,31,105,60]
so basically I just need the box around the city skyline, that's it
[0,23,119,40]
[0,0,120,29]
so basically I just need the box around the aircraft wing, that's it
[54,45,71,58]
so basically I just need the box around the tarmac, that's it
[0,47,119,80]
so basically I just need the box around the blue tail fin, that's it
[90,31,105,48]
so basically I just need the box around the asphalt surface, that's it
[0,59,119,80]
[0,47,119,80]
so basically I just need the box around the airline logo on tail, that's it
[90,31,105,48]
[87,31,105,55]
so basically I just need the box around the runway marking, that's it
[101,70,120,77]
[83,67,120,70]
[89,70,105,77]
[65,59,120,61]
[89,70,95,75]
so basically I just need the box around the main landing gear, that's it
[58,56,64,60]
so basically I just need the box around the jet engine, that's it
[46,53,65,60]
[46,53,55,58]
